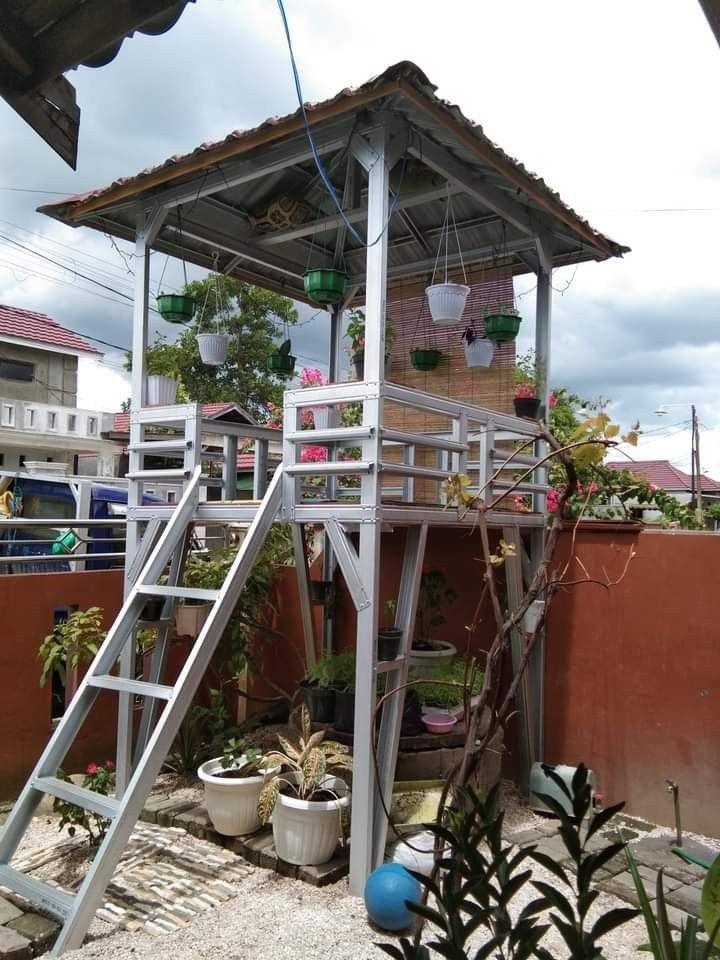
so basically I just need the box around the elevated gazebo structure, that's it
[0,62,627,953]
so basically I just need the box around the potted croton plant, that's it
[198,738,280,836]
[258,706,352,866]
[410,569,458,677]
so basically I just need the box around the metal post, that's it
[223,434,238,501]
[349,122,389,895]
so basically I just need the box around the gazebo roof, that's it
[39,61,628,306]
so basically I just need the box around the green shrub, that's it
[415,660,484,710]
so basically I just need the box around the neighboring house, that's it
[606,459,720,520]
[0,303,118,474]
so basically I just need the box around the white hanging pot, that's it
[426,283,470,326]
[197,333,230,366]
[463,335,495,369]
[146,375,177,406]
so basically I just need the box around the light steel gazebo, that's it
[0,61,627,953]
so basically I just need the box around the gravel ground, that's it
[4,785,663,960]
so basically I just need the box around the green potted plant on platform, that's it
[198,738,280,836]
[300,652,337,723]
[410,570,458,676]
[176,548,234,638]
[258,706,352,866]
[378,599,403,661]
[346,309,394,380]
[330,651,358,733]
[513,349,541,418]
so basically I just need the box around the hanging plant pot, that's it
[156,294,196,325]
[196,333,230,366]
[426,283,470,326]
[146,375,177,406]
[484,311,522,343]
[267,353,296,376]
[303,268,347,306]
[410,349,441,371]
[514,396,541,419]
[462,330,495,368]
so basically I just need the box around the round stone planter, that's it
[198,756,280,836]
[272,774,350,866]
[408,641,457,678]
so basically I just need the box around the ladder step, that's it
[136,584,220,602]
[375,656,405,674]
[129,439,192,454]
[0,865,74,920]
[126,469,190,481]
[87,675,174,700]
[31,776,120,820]
[285,461,373,476]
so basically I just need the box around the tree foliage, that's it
[127,277,298,418]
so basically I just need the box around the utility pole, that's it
[692,404,703,525]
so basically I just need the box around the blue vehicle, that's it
[0,473,162,573]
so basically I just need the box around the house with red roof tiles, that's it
[0,303,118,474]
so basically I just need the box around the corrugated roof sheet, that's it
[606,459,720,493]
[0,303,100,355]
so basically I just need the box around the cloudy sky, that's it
[1,0,719,474]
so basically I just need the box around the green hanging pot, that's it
[303,268,347,306]
[410,348,442,371]
[267,352,296,376]
[484,311,522,343]
[157,293,196,325]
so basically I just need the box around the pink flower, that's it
[300,445,328,464]
[546,489,560,513]
[514,383,536,399]
[649,483,657,492]
[549,393,558,407]
[85,763,98,775]
[105,761,114,771]
[299,367,326,388]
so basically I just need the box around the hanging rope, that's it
[430,192,467,286]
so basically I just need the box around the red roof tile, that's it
[606,459,720,493]
[0,303,101,355]
[112,402,244,432]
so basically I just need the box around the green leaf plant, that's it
[38,607,106,688]
[256,704,352,824]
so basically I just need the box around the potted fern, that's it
[258,706,352,865]
[198,738,280,836]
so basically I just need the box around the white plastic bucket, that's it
[463,337,495,368]
[426,283,470,325]
[146,375,177,406]
[272,775,350,865]
[198,757,280,836]
[197,333,230,365]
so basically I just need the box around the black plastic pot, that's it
[301,682,336,724]
[333,689,355,733]
[401,689,424,737]
[514,397,541,419]
[377,627,402,661]
[309,580,334,605]
[141,597,164,621]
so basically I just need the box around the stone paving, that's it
[506,813,710,930]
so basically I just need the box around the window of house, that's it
[166,490,177,504]
[1,404,15,426]
[47,411,57,430]
[67,414,76,432]
[25,408,35,428]
[87,416,97,436]
[0,358,34,382]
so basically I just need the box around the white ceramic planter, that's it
[197,333,230,366]
[198,756,280,835]
[426,283,470,326]
[174,602,211,638]
[463,336,495,368]
[408,641,457,678]
[272,774,350,866]
[146,375,178,406]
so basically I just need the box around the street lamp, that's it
[654,402,702,522]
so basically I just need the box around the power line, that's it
[0,187,70,195]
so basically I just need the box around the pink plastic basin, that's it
[422,713,457,734]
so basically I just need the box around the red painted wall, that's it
[545,526,720,834]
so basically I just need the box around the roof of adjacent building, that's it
[0,303,101,356]
[39,61,628,307]
[606,459,720,493]
[112,401,255,433]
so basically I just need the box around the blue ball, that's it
[364,863,422,931]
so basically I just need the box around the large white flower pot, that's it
[198,756,280,836]
[174,602,211,638]
[426,283,470,326]
[197,333,230,366]
[408,641,457,678]
[146,375,178,406]
[463,336,495,368]
[272,774,350,866]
